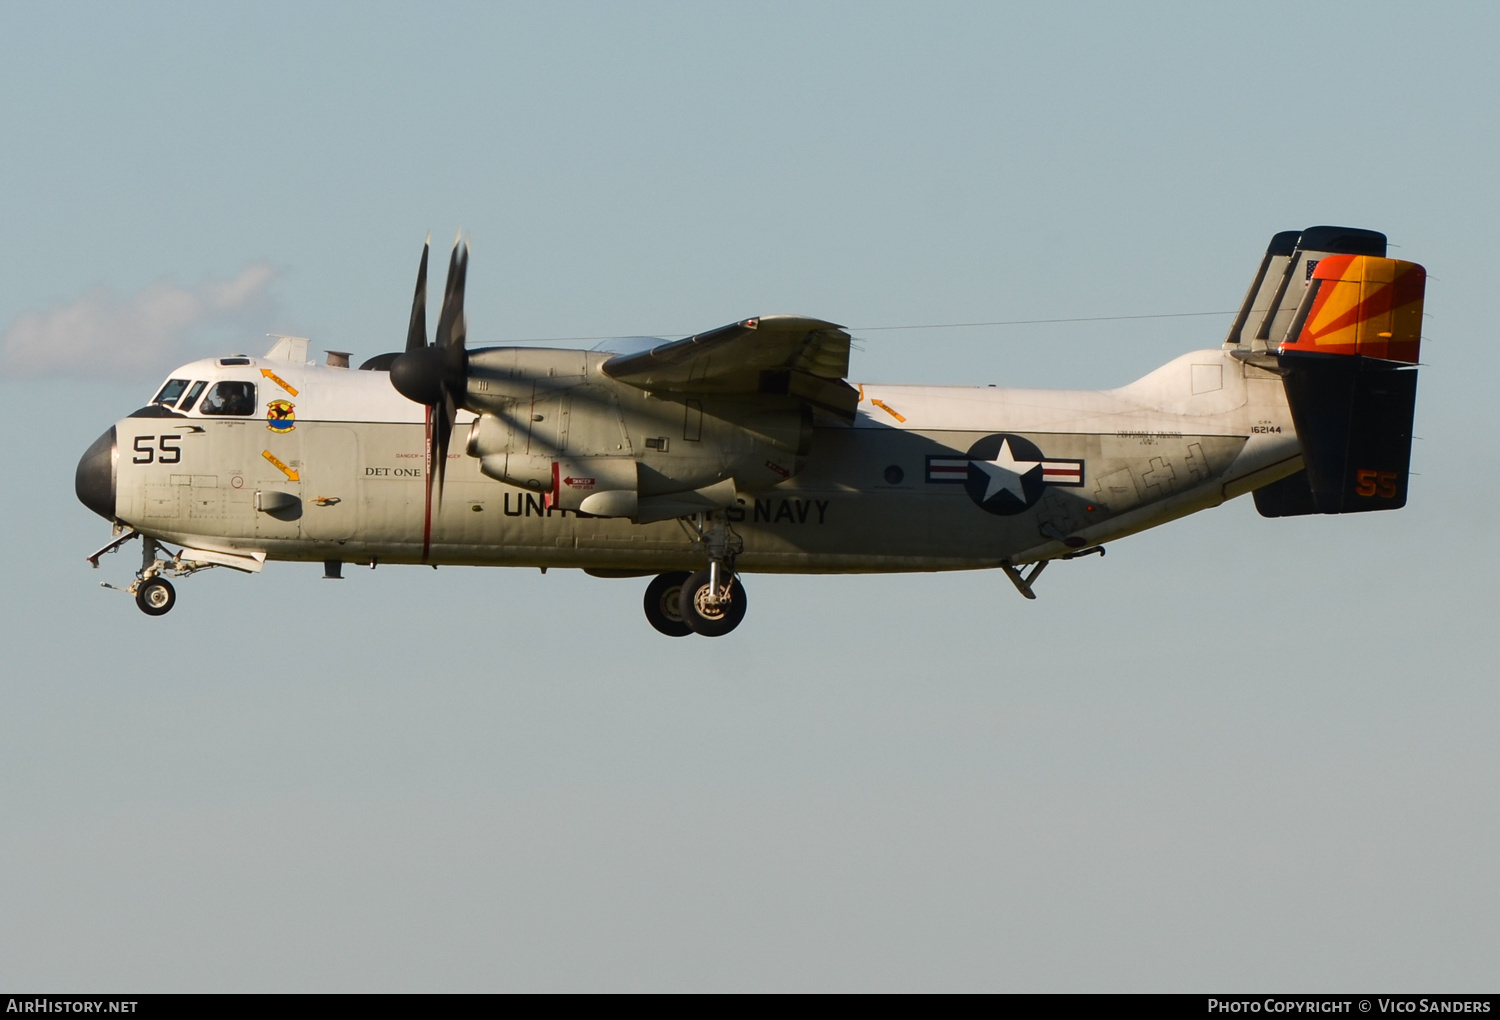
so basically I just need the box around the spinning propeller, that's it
[390,236,470,536]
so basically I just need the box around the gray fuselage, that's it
[94,346,1301,574]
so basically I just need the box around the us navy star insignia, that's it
[974,438,1042,502]
[925,433,1085,516]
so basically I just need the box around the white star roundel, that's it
[925,434,1086,515]
[973,438,1041,503]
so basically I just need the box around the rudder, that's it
[1245,236,1426,517]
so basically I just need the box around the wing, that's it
[600,314,859,420]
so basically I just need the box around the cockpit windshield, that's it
[179,381,207,410]
[199,381,257,416]
[153,379,190,405]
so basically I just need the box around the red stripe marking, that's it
[420,407,434,563]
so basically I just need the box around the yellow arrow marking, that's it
[262,449,299,481]
[260,368,298,396]
[870,398,906,423]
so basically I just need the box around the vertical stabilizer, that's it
[1225,226,1388,352]
[1225,230,1300,348]
[1252,242,1426,518]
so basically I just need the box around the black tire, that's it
[679,568,747,637]
[135,577,176,616]
[643,571,693,637]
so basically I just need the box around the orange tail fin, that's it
[1280,255,1426,364]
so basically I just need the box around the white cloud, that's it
[1,263,278,380]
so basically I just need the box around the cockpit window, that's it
[153,379,190,405]
[199,381,257,416]
[179,381,207,409]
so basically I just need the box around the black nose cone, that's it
[76,426,117,521]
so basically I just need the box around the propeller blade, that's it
[405,234,470,560]
[435,237,468,352]
[421,393,457,564]
[428,391,456,511]
[405,238,430,352]
[390,237,466,408]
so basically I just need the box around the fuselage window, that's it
[153,379,190,405]
[178,381,207,410]
[199,381,257,416]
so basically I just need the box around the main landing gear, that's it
[643,568,750,637]
[643,509,749,637]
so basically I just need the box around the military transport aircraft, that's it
[75,226,1424,636]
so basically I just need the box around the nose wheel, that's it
[135,577,176,616]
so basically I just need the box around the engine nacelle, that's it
[475,450,553,493]
[467,414,555,491]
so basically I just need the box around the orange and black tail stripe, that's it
[1281,255,1425,363]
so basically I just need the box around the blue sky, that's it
[2,2,1497,991]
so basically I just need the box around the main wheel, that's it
[679,568,747,637]
[135,577,176,616]
[643,571,693,637]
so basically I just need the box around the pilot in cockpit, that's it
[199,381,257,416]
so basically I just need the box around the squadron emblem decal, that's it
[266,399,296,433]
[926,434,1084,515]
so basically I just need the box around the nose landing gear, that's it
[135,577,176,616]
[87,530,225,616]
[122,536,185,616]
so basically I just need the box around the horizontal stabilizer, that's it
[1253,469,1319,518]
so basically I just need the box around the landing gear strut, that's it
[684,508,748,636]
[129,536,178,616]
[642,508,750,636]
